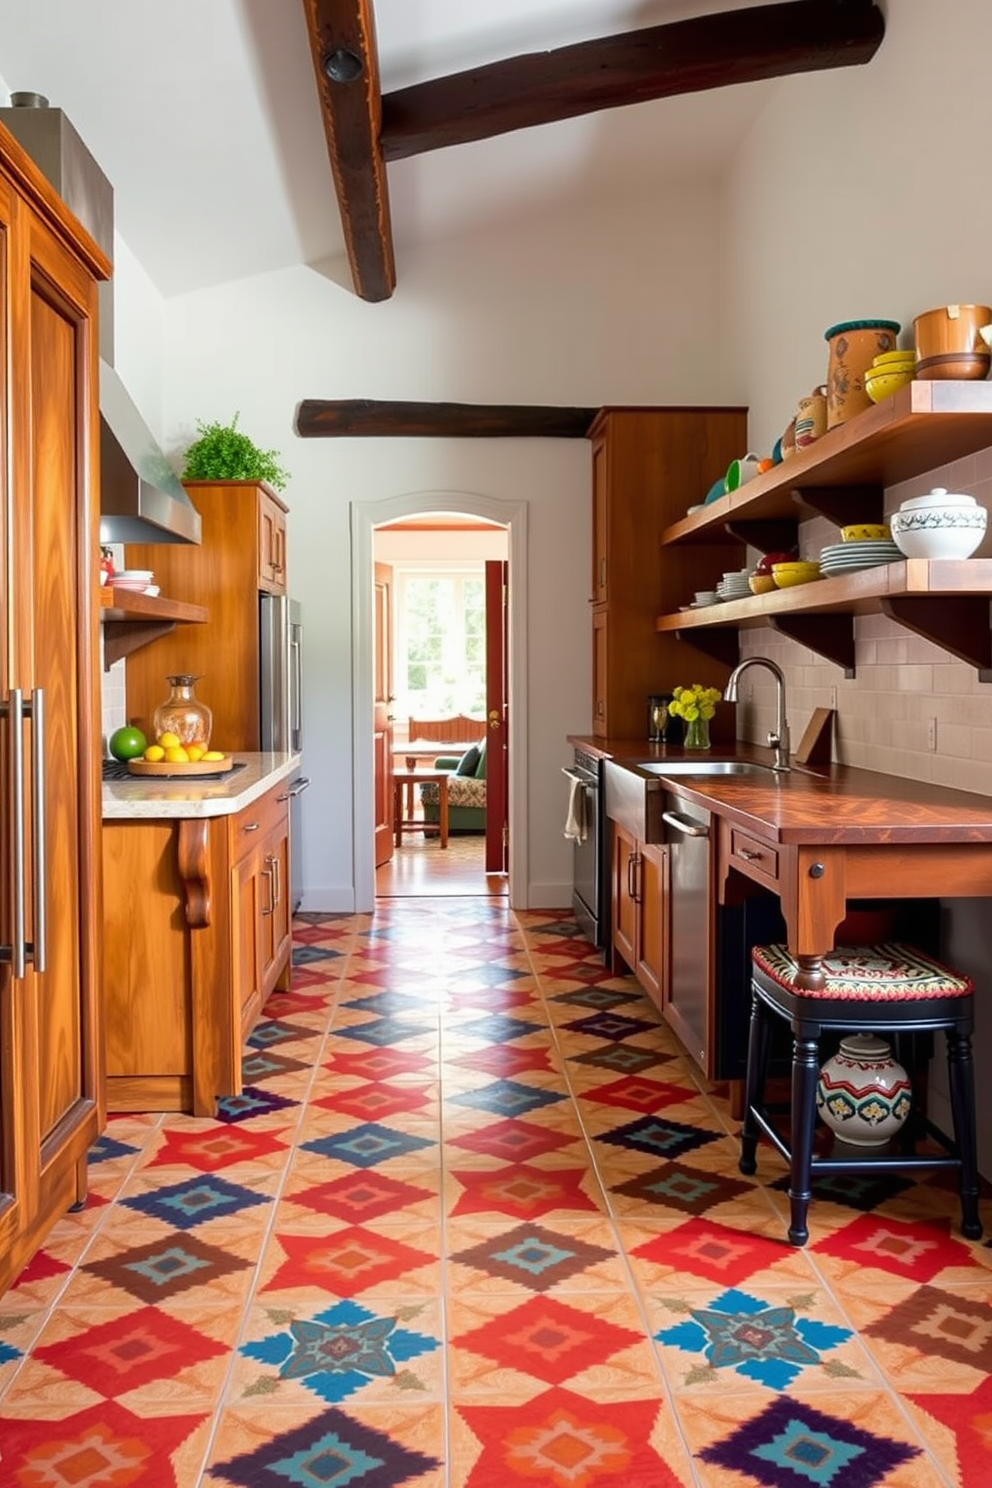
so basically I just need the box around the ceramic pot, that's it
[726,453,762,491]
[795,386,828,449]
[824,319,901,428]
[816,1033,911,1147]
[915,304,992,381]
[780,417,797,461]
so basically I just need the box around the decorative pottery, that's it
[683,715,711,750]
[795,386,828,449]
[780,417,797,461]
[890,499,987,560]
[153,674,213,750]
[824,319,901,428]
[915,304,992,381]
[816,1033,911,1147]
[726,453,762,491]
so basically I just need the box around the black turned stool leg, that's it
[788,1032,821,1246]
[946,1028,983,1241]
[739,989,770,1175]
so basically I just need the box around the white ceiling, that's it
[0,0,774,299]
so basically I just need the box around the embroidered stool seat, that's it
[739,942,982,1246]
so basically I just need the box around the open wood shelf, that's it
[100,587,208,668]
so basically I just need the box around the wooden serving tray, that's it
[127,756,235,778]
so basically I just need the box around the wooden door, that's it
[484,560,508,874]
[373,562,395,868]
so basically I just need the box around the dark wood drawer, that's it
[730,829,779,890]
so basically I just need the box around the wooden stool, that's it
[739,942,982,1246]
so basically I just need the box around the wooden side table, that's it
[392,769,449,849]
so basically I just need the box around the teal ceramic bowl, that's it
[703,477,726,505]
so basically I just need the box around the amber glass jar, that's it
[153,675,212,749]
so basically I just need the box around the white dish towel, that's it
[564,777,587,843]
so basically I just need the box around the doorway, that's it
[351,492,528,915]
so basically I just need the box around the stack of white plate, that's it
[716,569,752,601]
[818,541,902,577]
[113,568,155,593]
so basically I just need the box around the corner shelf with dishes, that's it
[100,586,208,669]
[656,379,992,679]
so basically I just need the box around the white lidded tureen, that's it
[890,487,987,559]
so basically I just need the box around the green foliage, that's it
[180,412,289,491]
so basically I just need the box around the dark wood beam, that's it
[296,400,598,438]
[380,1,884,160]
[302,0,395,302]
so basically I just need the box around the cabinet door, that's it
[635,843,669,1012]
[260,811,291,998]
[233,848,264,1043]
[591,437,609,603]
[591,606,608,739]
[610,823,638,974]
[258,488,287,594]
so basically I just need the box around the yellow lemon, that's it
[143,744,166,762]
[186,744,205,762]
[202,750,226,761]
[164,745,190,764]
[158,731,181,749]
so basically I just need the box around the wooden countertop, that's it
[102,753,301,821]
[572,735,992,846]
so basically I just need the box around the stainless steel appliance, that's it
[563,748,609,949]
[260,595,310,912]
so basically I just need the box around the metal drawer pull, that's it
[271,853,280,907]
[1,689,26,977]
[737,847,764,861]
[288,776,311,797]
[261,864,274,916]
[662,810,709,838]
[243,821,260,832]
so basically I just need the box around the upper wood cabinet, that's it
[0,123,109,1296]
[124,480,290,750]
[588,407,747,740]
[656,381,992,678]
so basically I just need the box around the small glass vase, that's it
[683,715,711,751]
[153,674,212,749]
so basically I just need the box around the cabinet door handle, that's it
[1,689,26,977]
[270,853,280,907]
[261,864,274,916]
[599,556,606,589]
[626,850,637,902]
[29,688,46,974]
[243,821,260,833]
[662,810,709,838]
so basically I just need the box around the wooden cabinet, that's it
[656,382,992,677]
[124,480,290,749]
[0,124,109,1296]
[610,823,668,1012]
[588,407,746,739]
[102,780,292,1116]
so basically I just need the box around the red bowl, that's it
[755,550,795,575]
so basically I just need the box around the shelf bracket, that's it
[103,621,178,670]
[881,596,992,679]
[788,483,885,526]
[674,627,740,666]
[769,614,857,676]
[723,518,799,555]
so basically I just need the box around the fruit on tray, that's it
[108,725,148,761]
[141,730,229,765]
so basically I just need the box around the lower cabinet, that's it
[103,782,292,1116]
[610,822,669,1011]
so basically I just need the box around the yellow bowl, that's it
[840,523,891,542]
[748,573,778,595]
[864,369,914,403]
[772,561,820,588]
[872,349,916,367]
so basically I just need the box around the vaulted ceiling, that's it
[0,0,882,304]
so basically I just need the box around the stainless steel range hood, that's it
[99,361,202,545]
[1,91,201,545]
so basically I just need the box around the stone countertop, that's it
[102,753,302,821]
[573,735,992,845]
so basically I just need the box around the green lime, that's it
[109,725,147,761]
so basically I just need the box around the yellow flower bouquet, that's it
[669,684,721,749]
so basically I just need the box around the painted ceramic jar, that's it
[795,386,828,449]
[816,1033,911,1147]
[824,319,901,428]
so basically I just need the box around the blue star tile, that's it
[699,1394,919,1486]
[216,1087,298,1123]
[457,1014,541,1043]
[561,1011,658,1040]
[333,1015,434,1047]
[292,944,344,964]
[598,1114,719,1160]
[657,1287,852,1390]
[301,1123,435,1168]
[120,1174,270,1229]
[88,1134,138,1163]
[449,1080,565,1118]
[215,1409,441,1487]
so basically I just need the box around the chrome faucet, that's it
[724,657,791,771]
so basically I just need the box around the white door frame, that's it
[351,491,528,914]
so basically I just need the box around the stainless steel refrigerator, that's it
[260,595,309,910]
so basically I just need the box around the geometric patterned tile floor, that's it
[1,901,990,1486]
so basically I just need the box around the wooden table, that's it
[393,769,449,849]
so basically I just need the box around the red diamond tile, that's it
[262,1226,434,1295]
[450,1164,602,1220]
[448,1045,553,1077]
[314,1082,431,1121]
[323,1048,432,1080]
[909,1368,992,1482]
[456,1295,642,1386]
[630,1217,789,1286]
[448,1119,576,1163]
[147,1125,290,1172]
[458,1387,682,1486]
[814,1212,982,1282]
[0,1399,204,1486]
[579,1077,696,1113]
[286,1171,434,1222]
[33,1304,226,1393]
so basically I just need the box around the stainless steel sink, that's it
[638,760,779,777]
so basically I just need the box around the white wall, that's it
[154,185,725,912]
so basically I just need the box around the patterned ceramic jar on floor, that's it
[824,319,900,428]
[816,1032,911,1146]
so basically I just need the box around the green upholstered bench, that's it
[420,740,486,834]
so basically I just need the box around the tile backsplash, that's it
[734,444,992,796]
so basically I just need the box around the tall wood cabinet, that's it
[0,124,108,1294]
[123,479,289,750]
[588,407,747,740]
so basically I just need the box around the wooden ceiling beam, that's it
[380,0,884,160]
[302,0,395,302]
[296,399,598,438]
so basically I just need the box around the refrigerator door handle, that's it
[288,775,311,798]
[1,689,26,976]
[29,688,46,973]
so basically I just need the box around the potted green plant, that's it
[180,412,289,491]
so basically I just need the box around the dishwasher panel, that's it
[664,798,712,1069]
